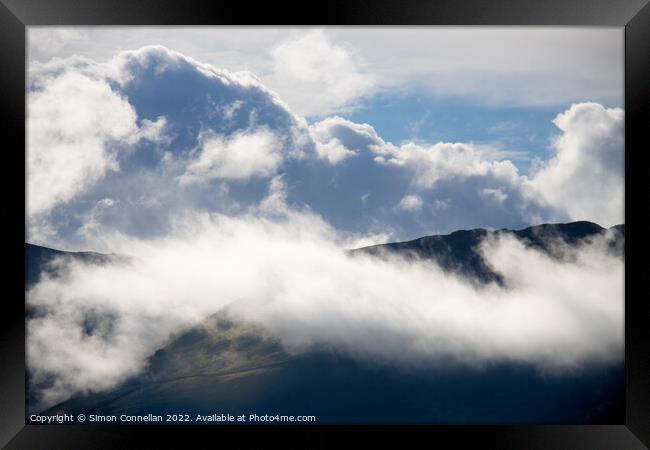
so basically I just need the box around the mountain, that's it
[350,221,624,284]
[25,221,623,287]
[25,243,116,288]
[25,221,625,424]
[37,313,624,424]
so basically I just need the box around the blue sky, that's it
[344,94,562,174]
[27,27,624,250]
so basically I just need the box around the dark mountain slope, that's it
[351,221,624,284]
[41,313,624,424]
[26,221,625,424]
[25,243,114,287]
[26,221,623,288]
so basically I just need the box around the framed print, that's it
[1,0,649,448]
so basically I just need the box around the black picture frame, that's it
[1,0,648,447]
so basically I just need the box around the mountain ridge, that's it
[350,221,624,284]
[25,220,626,423]
[26,221,625,287]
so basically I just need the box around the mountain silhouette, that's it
[25,243,116,288]
[25,221,625,424]
[351,221,624,284]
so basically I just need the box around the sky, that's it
[25,27,625,410]
[27,27,624,250]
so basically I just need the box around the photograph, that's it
[24,26,625,425]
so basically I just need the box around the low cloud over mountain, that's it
[25,43,625,421]
[26,209,624,411]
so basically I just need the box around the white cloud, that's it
[309,118,524,193]
[529,103,624,227]
[343,231,393,249]
[397,195,423,212]
[266,30,376,116]
[26,45,624,252]
[258,175,291,215]
[480,188,508,204]
[329,28,623,107]
[320,103,624,227]
[26,46,318,248]
[433,199,451,210]
[309,116,520,194]
[309,116,381,164]
[28,28,89,62]
[28,27,623,109]
[27,70,165,217]
[78,198,118,240]
[129,117,169,145]
[23,41,626,413]
[27,199,623,410]
[180,128,283,183]
[309,115,388,165]
[312,139,356,165]
[375,141,521,189]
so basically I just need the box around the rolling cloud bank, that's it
[28,45,623,249]
[26,44,624,411]
[27,192,624,410]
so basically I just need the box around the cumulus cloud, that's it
[29,28,623,109]
[27,42,625,249]
[317,103,624,229]
[480,188,508,204]
[304,116,525,193]
[433,199,451,210]
[313,139,356,165]
[267,30,376,117]
[302,117,553,231]
[25,40,625,416]
[375,141,521,189]
[27,70,166,216]
[27,188,623,410]
[180,128,283,183]
[529,103,624,227]
[26,46,318,248]
[397,195,423,212]
[308,116,385,164]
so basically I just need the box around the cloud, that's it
[375,141,521,189]
[29,27,623,109]
[28,28,89,62]
[480,188,508,204]
[26,46,316,248]
[433,199,451,210]
[26,46,624,251]
[336,27,623,107]
[266,30,376,116]
[304,117,554,231]
[304,116,524,193]
[397,195,423,212]
[27,70,165,217]
[529,103,624,227]
[24,41,625,415]
[312,139,357,165]
[308,116,385,164]
[27,187,623,410]
[319,103,623,229]
[180,128,283,183]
